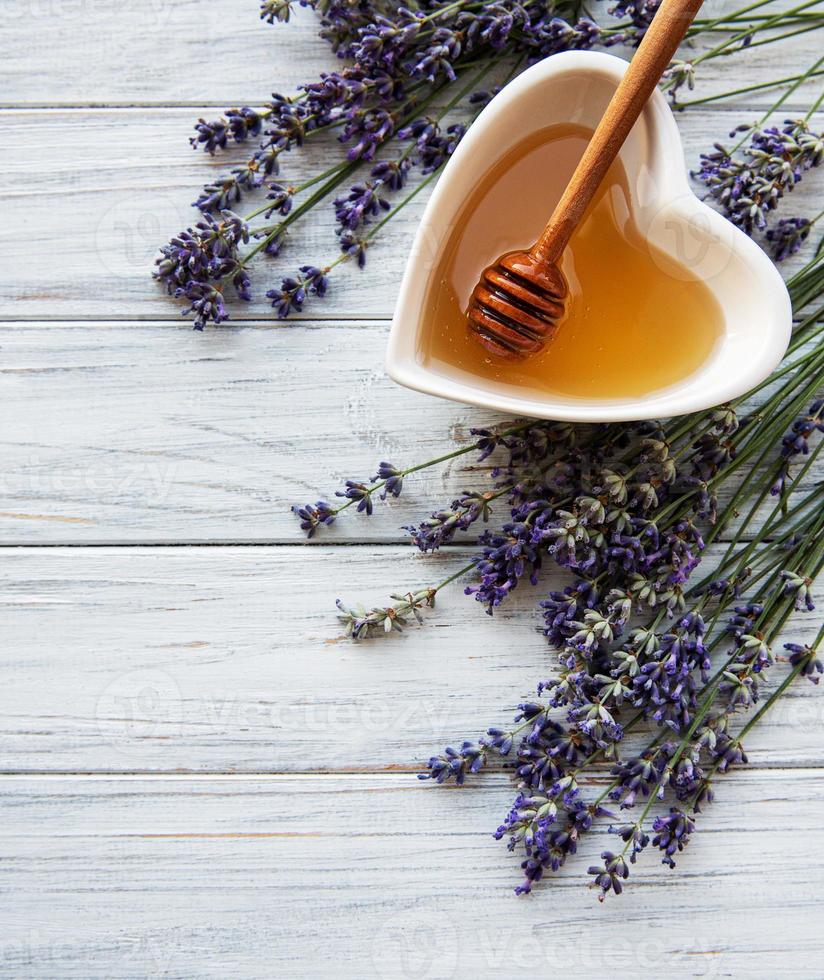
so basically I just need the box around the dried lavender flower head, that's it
[694,119,824,239]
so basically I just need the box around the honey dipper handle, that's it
[533,0,704,264]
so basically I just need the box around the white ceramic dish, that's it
[385,51,792,422]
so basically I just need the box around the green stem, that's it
[611,528,824,842]
[692,0,824,67]
[733,19,824,55]
[686,570,824,809]
[242,161,359,267]
[329,421,535,518]
[674,69,824,109]
[242,161,351,224]
[721,53,824,156]
[688,0,793,34]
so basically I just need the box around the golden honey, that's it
[418,124,723,400]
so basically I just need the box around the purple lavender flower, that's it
[514,717,580,792]
[154,210,250,329]
[609,822,650,863]
[262,231,286,257]
[370,157,411,190]
[468,86,502,109]
[609,748,668,808]
[227,106,264,142]
[694,119,824,236]
[521,15,602,60]
[265,182,295,218]
[340,107,395,161]
[651,808,695,867]
[483,727,515,755]
[339,231,369,266]
[408,26,462,82]
[420,742,486,784]
[260,0,305,23]
[406,491,495,552]
[336,480,374,515]
[609,0,661,38]
[266,265,329,317]
[494,793,590,894]
[541,579,600,646]
[588,851,630,899]
[460,4,524,50]
[661,60,695,99]
[397,115,439,149]
[190,90,337,212]
[292,500,336,537]
[772,399,824,495]
[785,643,824,682]
[353,12,422,72]
[194,173,248,212]
[711,732,747,771]
[419,124,466,173]
[466,520,542,611]
[191,117,229,155]
[334,180,390,230]
[780,570,816,611]
[767,216,813,260]
[176,283,228,329]
[374,461,404,499]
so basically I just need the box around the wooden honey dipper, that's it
[467,0,705,359]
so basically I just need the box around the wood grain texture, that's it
[1,545,821,773]
[1,109,822,322]
[1,772,824,978]
[1,0,823,972]
[1,0,822,107]
[0,322,818,545]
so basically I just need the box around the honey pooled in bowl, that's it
[418,123,723,400]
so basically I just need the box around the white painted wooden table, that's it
[1,3,823,977]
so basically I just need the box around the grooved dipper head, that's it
[467,250,568,359]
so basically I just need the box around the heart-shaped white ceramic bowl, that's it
[386,51,792,422]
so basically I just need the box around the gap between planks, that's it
[0,763,820,779]
[0,532,808,546]
[0,100,816,111]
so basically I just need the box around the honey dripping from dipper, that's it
[418,124,723,400]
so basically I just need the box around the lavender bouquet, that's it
[155,0,824,327]
[307,250,824,897]
[156,1,824,895]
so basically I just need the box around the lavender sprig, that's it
[156,0,822,326]
[337,562,475,640]
[310,246,824,895]
[291,420,538,535]
[404,332,823,893]
[153,211,250,329]
[694,117,824,238]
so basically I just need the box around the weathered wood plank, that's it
[0,771,823,977]
[1,3,821,973]
[0,322,817,545]
[1,109,821,321]
[1,0,821,107]
[0,545,820,773]
[0,1,330,106]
